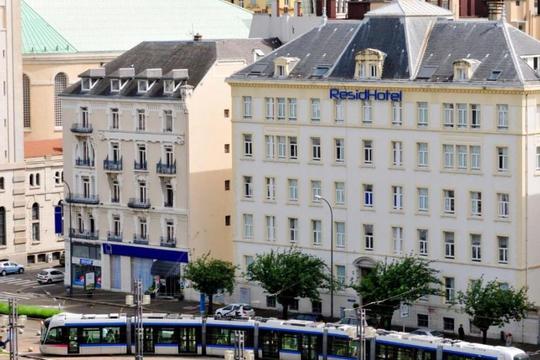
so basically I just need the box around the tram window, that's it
[208,328,231,345]
[81,328,100,344]
[281,333,299,351]
[329,337,352,357]
[102,327,121,344]
[45,327,65,344]
[157,328,176,344]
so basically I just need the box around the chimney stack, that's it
[486,0,505,20]
[193,33,202,41]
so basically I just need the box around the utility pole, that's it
[127,280,150,360]
[8,298,18,360]
[356,307,366,360]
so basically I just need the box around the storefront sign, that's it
[329,88,402,102]
[80,258,93,266]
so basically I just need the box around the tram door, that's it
[68,328,79,354]
[300,335,318,360]
[178,328,197,354]
[260,331,279,359]
[143,327,154,353]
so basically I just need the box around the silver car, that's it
[0,261,24,276]
[37,268,64,284]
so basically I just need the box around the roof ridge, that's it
[501,21,524,83]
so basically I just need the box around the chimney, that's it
[486,0,504,20]
[194,33,202,41]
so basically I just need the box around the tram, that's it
[40,313,529,360]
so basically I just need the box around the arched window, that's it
[29,174,34,186]
[0,207,5,246]
[54,73,68,127]
[23,74,31,128]
[31,203,40,241]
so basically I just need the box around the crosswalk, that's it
[0,276,36,287]
[0,276,43,301]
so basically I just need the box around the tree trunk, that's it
[207,294,214,315]
[282,303,289,320]
[482,329,487,344]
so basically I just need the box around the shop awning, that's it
[151,260,181,278]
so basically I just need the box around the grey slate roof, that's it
[232,10,540,86]
[63,39,279,99]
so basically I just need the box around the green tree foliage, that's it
[352,256,441,329]
[184,253,237,314]
[458,277,533,343]
[246,248,329,319]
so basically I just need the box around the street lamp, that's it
[63,180,73,297]
[315,194,334,320]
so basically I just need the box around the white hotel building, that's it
[229,0,540,343]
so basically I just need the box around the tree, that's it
[351,256,441,329]
[246,248,329,320]
[184,253,237,314]
[458,277,533,344]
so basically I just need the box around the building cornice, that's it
[23,51,121,65]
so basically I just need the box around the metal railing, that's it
[103,157,123,171]
[134,160,147,171]
[70,123,93,133]
[69,228,99,240]
[128,198,151,209]
[65,194,99,205]
[75,158,95,167]
[107,231,123,242]
[160,236,176,248]
[156,161,176,175]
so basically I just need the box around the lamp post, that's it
[63,180,73,297]
[315,194,334,320]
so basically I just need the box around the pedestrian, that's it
[505,333,513,346]
[0,336,5,349]
[458,324,465,340]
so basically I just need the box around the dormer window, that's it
[277,65,285,77]
[453,59,481,82]
[81,78,93,91]
[138,80,149,93]
[370,64,378,78]
[273,56,300,79]
[354,48,386,80]
[456,67,467,81]
[110,79,121,92]
[164,80,175,94]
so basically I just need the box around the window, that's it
[266,296,276,308]
[470,145,481,170]
[457,145,467,169]
[362,101,372,124]
[417,314,429,328]
[54,73,67,127]
[164,80,175,94]
[277,136,286,159]
[497,146,508,171]
[31,203,40,242]
[335,100,344,122]
[497,193,509,218]
[363,184,373,208]
[81,328,100,344]
[137,109,146,131]
[137,80,148,93]
[0,177,4,190]
[0,207,6,246]
[311,98,321,121]
[110,108,119,129]
[457,104,467,128]
[288,98,297,120]
[443,190,455,214]
[392,185,403,210]
[23,74,31,128]
[265,135,275,159]
[444,277,455,303]
[364,224,374,250]
[243,96,252,118]
[81,78,92,91]
[277,98,286,119]
[288,136,298,159]
[443,103,454,127]
[289,218,298,243]
[112,180,120,203]
[336,265,346,285]
[470,191,482,216]
[418,229,428,256]
[224,144,230,153]
[136,144,147,170]
[243,176,253,198]
[392,226,403,254]
[80,106,89,128]
[498,236,509,263]
[471,234,482,262]
[110,79,120,93]
[265,177,276,200]
[335,182,345,205]
[392,102,402,126]
[288,179,298,201]
[54,171,62,185]
[312,301,322,314]
[265,97,275,119]
[163,110,173,132]
[443,317,455,332]
[443,144,455,169]
[391,141,403,167]
[266,216,276,241]
[444,232,455,259]
[243,214,253,239]
[335,222,345,248]
[335,138,345,163]
[312,220,322,245]
[418,188,429,212]
[417,143,428,168]
[243,134,253,157]
[537,147,540,170]
[224,180,230,191]
[497,104,508,129]
[311,180,321,202]
[363,140,373,165]
[311,137,321,161]
[470,104,481,128]
[417,102,428,127]
[165,184,173,207]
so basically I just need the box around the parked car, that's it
[291,313,323,322]
[0,261,24,276]
[214,303,255,319]
[37,268,65,284]
[411,328,444,337]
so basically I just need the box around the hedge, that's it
[0,302,61,319]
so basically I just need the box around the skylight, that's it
[311,65,330,78]
[487,70,502,81]
[249,63,268,75]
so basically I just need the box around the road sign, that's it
[400,302,409,318]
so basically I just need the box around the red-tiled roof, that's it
[24,139,63,158]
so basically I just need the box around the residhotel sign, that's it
[329,88,403,102]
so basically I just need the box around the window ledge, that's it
[361,207,375,212]
[415,167,430,172]
[241,156,255,161]
[263,199,277,204]
[32,242,40,246]
[241,198,255,202]
[494,218,511,223]
[467,216,484,221]
[333,162,346,167]
[415,211,430,216]
[334,204,346,209]
[493,171,512,177]
[389,209,404,215]
[388,166,405,171]
[309,203,323,208]
[441,213,456,218]
[360,164,375,169]
[308,161,323,166]
[286,201,300,206]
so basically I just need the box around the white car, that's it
[411,328,444,337]
[37,268,64,284]
[214,303,255,319]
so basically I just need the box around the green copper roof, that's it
[21,1,77,54]
[22,0,253,53]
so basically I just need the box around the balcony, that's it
[133,235,149,245]
[128,198,151,209]
[107,231,123,242]
[75,158,95,168]
[103,157,123,172]
[65,194,99,205]
[156,161,176,175]
[160,237,176,248]
[70,123,93,134]
[134,161,147,171]
[69,228,99,241]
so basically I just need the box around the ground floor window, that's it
[73,264,102,288]
[131,257,153,291]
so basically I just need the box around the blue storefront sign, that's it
[329,88,402,102]
[102,243,189,263]
[80,258,93,266]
